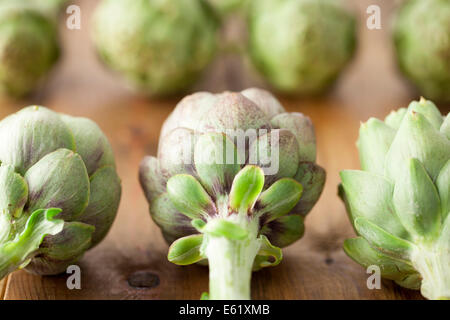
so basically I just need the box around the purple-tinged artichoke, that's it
[340,98,450,300]
[140,88,325,299]
[0,106,121,279]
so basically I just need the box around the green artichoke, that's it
[393,0,450,102]
[340,98,450,300]
[0,1,61,97]
[140,88,325,299]
[92,0,219,96]
[0,106,121,279]
[208,0,248,15]
[247,0,356,95]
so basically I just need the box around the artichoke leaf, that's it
[197,92,270,136]
[354,218,414,260]
[384,108,407,130]
[292,162,326,216]
[256,178,302,222]
[0,164,28,219]
[160,92,217,140]
[139,156,166,203]
[343,237,418,281]
[194,132,242,197]
[393,158,441,240]
[158,128,196,177]
[168,234,204,266]
[0,208,63,279]
[229,165,264,214]
[436,160,450,221]
[25,148,90,221]
[340,170,410,239]
[248,129,299,182]
[167,174,216,219]
[202,219,248,240]
[441,114,450,139]
[0,107,75,174]
[241,88,286,119]
[61,115,116,176]
[78,165,121,247]
[270,112,316,162]
[394,273,422,290]
[150,192,197,243]
[385,110,450,182]
[252,235,282,271]
[261,214,304,248]
[407,99,443,130]
[38,221,94,261]
[357,118,396,175]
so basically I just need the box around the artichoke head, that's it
[92,0,219,96]
[247,0,356,95]
[0,106,121,279]
[340,98,450,300]
[393,0,450,102]
[208,0,248,15]
[0,1,60,97]
[139,88,325,299]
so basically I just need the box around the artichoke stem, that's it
[413,246,450,300]
[204,218,261,300]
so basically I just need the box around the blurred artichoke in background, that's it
[340,98,450,300]
[0,1,62,97]
[208,0,248,15]
[393,0,450,102]
[92,0,219,96]
[0,106,121,279]
[247,0,356,95]
[140,88,325,299]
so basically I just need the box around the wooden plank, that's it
[0,0,438,299]
[0,276,8,300]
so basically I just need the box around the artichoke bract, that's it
[393,0,450,102]
[0,106,121,279]
[92,0,219,96]
[340,98,450,300]
[247,0,356,95]
[0,1,61,97]
[140,88,325,299]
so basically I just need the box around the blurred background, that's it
[0,0,448,299]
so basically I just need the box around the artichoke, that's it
[139,88,325,299]
[208,0,248,15]
[247,0,356,95]
[393,0,450,102]
[0,1,61,97]
[340,98,450,300]
[0,106,121,279]
[92,0,219,96]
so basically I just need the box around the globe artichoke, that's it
[247,0,356,95]
[0,106,121,279]
[139,88,325,299]
[340,98,450,300]
[0,1,61,97]
[208,0,248,15]
[393,0,450,102]
[92,0,219,96]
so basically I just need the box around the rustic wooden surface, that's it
[1,0,446,300]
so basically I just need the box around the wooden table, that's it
[1,0,446,300]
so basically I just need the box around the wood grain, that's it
[1,0,445,300]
